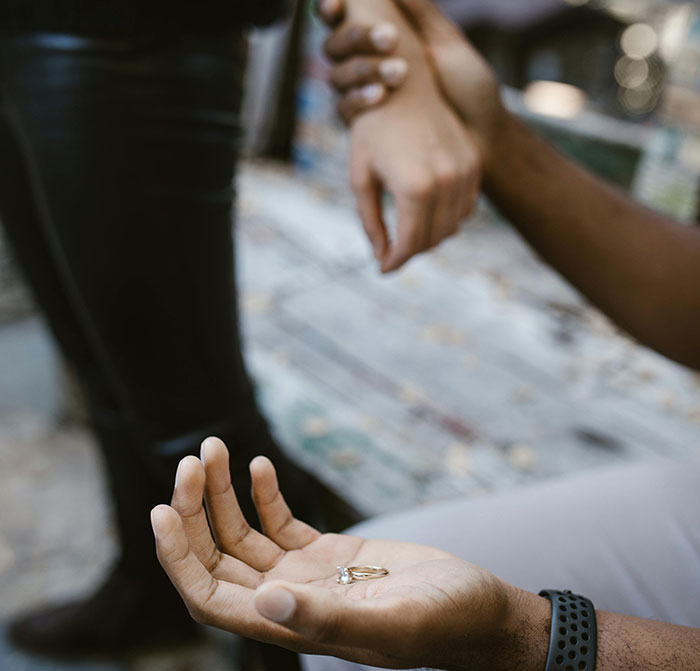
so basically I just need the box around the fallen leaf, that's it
[507,443,538,472]
[397,382,427,404]
[332,450,361,469]
[445,443,474,477]
[301,416,330,438]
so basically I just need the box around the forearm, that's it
[455,589,700,671]
[596,610,700,670]
[484,112,700,369]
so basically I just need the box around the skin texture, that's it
[323,0,482,273]
[152,438,548,670]
[152,439,700,670]
[323,0,700,370]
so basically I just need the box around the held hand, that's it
[316,0,483,273]
[152,437,518,669]
[320,0,504,167]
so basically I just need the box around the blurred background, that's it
[2,0,700,669]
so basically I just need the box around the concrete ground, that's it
[1,161,699,670]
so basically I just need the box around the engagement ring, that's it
[337,565,389,584]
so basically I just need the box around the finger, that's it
[349,159,389,261]
[171,457,261,588]
[254,582,416,652]
[427,176,455,251]
[330,56,407,92]
[201,437,284,572]
[316,0,345,26]
[250,456,321,551]
[152,504,223,620]
[382,178,435,273]
[324,23,398,62]
[152,504,274,636]
[337,84,387,125]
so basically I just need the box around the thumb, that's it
[394,0,462,44]
[254,582,408,650]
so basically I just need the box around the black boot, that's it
[7,566,201,658]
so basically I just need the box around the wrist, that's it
[481,106,518,187]
[448,585,550,671]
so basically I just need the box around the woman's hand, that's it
[314,0,483,274]
[151,437,529,670]
[319,0,505,169]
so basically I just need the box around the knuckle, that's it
[400,174,434,201]
[433,158,459,189]
[272,511,295,537]
[436,170,457,191]
[206,547,224,574]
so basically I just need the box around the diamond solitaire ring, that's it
[337,565,389,585]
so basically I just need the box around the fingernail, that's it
[361,83,384,104]
[370,23,398,52]
[379,58,407,85]
[150,509,159,540]
[320,0,339,16]
[255,587,296,624]
[174,461,182,490]
[200,437,213,465]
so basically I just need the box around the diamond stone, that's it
[337,566,352,585]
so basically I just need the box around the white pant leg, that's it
[302,460,700,671]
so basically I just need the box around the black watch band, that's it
[539,590,597,671]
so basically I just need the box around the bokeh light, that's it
[620,23,658,59]
[523,80,587,119]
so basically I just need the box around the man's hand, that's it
[316,0,483,273]
[320,0,504,169]
[152,437,525,669]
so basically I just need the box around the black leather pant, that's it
[0,33,280,578]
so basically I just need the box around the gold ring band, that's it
[337,565,389,584]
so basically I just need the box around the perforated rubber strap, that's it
[539,590,597,671]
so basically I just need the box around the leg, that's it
[0,31,260,580]
[302,460,700,670]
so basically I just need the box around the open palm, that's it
[152,438,508,669]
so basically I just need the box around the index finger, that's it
[152,504,230,620]
[152,505,274,639]
[324,23,398,61]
